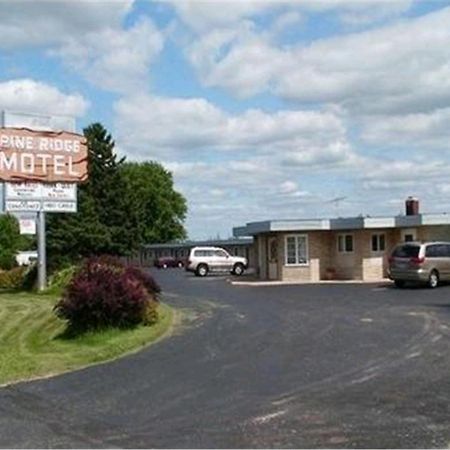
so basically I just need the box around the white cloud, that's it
[188,29,285,98]
[114,93,351,159]
[182,5,450,116]
[0,78,89,117]
[279,180,298,194]
[278,7,450,114]
[54,18,164,94]
[0,0,133,49]
[270,10,303,36]
[170,1,412,32]
[361,107,450,149]
[281,140,360,168]
[168,1,280,33]
[0,1,165,94]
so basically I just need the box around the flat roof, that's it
[142,237,253,250]
[233,213,450,237]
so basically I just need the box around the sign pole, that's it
[37,210,46,291]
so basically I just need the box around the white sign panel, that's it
[19,216,37,235]
[5,200,41,212]
[5,182,42,200]
[42,201,77,213]
[5,182,77,201]
[41,183,77,201]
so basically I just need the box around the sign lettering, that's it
[0,128,88,182]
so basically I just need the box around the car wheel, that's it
[394,280,405,288]
[233,263,245,276]
[196,264,208,277]
[428,270,439,289]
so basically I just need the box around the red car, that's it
[154,256,184,269]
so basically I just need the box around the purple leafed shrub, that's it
[54,256,161,330]
[125,265,161,297]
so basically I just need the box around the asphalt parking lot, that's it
[1,269,450,448]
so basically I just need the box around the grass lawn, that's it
[0,291,173,386]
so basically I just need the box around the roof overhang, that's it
[233,213,450,237]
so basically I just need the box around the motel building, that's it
[233,198,450,282]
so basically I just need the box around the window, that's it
[285,235,308,266]
[371,234,386,252]
[392,244,420,258]
[338,234,353,253]
[194,250,214,257]
[426,244,450,258]
[404,234,414,242]
[214,249,228,258]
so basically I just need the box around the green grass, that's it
[0,291,173,386]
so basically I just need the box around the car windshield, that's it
[392,245,420,258]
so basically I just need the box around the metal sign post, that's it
[37,210,46,291]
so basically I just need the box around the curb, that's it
[230,279,391,287]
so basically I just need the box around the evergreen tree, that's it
[83,123,140,255]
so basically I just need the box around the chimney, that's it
[405,196,419,216]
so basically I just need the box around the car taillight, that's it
[410,256,425,265]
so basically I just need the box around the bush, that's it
[45,265,77,295]
[21,264,37,291]
[0,266,28,290]
[124,265,161,298]
[54,256,161,330]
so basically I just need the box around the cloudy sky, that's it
[1,0,450,239]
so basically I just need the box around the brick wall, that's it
[280,231,331,282]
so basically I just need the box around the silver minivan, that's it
[388,241,450,288]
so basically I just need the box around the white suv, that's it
[186,246,248,277]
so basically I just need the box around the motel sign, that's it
[0,128,88,183]
[0,113,88,291]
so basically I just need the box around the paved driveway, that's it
[1,270,450,448]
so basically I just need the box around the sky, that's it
[1,0,450,239]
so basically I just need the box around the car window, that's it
[215,250,228,258]
[426,245,440,257]
[425,244,450,257]
[193,249,220,257]
[392,245,420,258]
